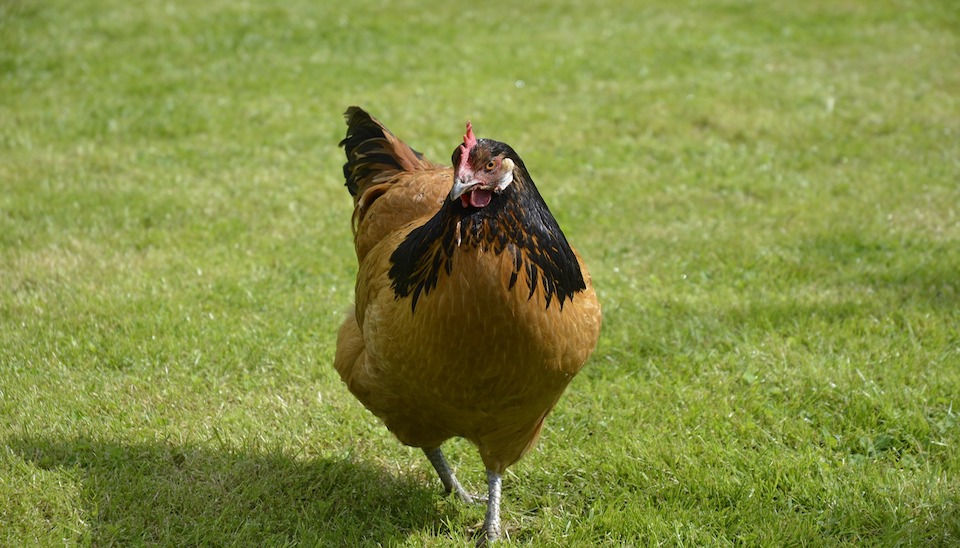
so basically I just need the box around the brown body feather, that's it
[334,107,601,475]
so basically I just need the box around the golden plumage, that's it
[333,107,601,543]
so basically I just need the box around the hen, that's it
[333,107,601,544]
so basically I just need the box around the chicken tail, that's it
[340,107,436,229]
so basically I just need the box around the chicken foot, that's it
[423,447,476,503]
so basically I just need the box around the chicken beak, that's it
[449,177,476,201]
[450,159,514,202]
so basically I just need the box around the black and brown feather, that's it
[389,140,586,312]
[340,107,437,233]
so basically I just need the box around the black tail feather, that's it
[340,107,427,197]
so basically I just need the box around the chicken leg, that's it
[425,448,501,544]
[479,470,502,545]
[424,447,474,503]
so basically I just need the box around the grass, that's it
[2,0,959,545]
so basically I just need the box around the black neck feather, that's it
[388,168,586,312]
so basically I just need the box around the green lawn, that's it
[2,0,958,545]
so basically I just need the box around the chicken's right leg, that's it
[424,447,475,503]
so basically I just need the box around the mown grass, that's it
[2,0,959,545]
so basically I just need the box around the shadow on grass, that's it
[7,435,451,545]
[797,231,960,310]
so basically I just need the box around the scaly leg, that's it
[423,447,474,503]
[478,470,502,546]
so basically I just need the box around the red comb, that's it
[463,121,477,150]
[456,121,477,172]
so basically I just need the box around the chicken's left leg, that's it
[424,447,474,503]
[478,470,502,545]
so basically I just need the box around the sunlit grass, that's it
[2,0,958,545]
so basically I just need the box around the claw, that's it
[424,447,474,503]
[424,449,502,543]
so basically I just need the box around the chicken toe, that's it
[424,447,475,504]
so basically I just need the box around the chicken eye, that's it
[484,160,497,171]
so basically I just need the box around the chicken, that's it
[333,107,601,544]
